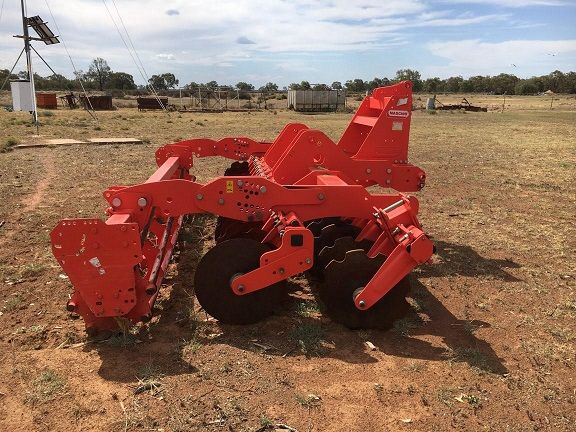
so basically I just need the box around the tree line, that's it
[1,58,575,95]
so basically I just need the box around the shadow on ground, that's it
[90,230,513,382]
[420,240,522,282]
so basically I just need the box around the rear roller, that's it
[194,238,287,324]
[318,249,411,329]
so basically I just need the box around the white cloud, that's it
[440,0,568,6]
[0,0,573,85]
[426,39,576,77]
[156,53,175,61]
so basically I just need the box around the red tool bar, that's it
[146,156,181,183]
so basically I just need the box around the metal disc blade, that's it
[305,217,342,236]
[317,236,373,272]
[214,217,264,243]
[194,238,287,324]
[318,249,411,329]
[308,223,360,279]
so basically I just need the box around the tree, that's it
[331,81,342,90]
[236,82,254,92]
[85,58,112,91]
[149,73,179,90]
[185,81,200,90]
[394,69,423,92]
[423,77,442,93]
[313,83,331,91]
[106,72,136,90]
[299,81,311,90]
[259,82,278,92]
[0,69,17,87]
[466,75,489,93]
[205,80,218,89]
[515,81,538,95]
[445,76,464,93]
[366,77,390,91]
[345,79,366,92]
[490,73,518,95]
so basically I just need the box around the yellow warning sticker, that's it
[226,180,234,193]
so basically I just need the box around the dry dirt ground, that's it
[0,94,575,431]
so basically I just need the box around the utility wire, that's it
[0,0,6,27]
[110,0,161,98]
[102,0,167,112]
[0,48,25,91]
[43,0,97,119]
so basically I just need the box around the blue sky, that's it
[0,0,575,87]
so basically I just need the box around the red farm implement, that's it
[50,81,434,334]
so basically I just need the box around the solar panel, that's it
[27,15,60,45]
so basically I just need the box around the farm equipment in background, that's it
[50,80,434,335]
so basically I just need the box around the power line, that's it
[0,0,6,27]
[110,0,154,90]
[43,0,97,119]
[102,0,167,112]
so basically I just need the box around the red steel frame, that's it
[50,81,433,333]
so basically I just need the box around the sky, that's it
[0,0,575,87]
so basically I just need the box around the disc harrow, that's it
[50,81,434,334]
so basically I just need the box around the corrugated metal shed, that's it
[79,95,113,110]
[36,93,58,109]
[287,90,346,112]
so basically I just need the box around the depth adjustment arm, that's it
[353,199,434,310]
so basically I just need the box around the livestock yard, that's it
[0,93,575,432]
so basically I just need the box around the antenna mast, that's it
[20,0,39,130]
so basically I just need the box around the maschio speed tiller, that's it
[51,81,434,334]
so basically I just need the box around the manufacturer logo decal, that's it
[387,109,410,118]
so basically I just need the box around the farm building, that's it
[287,89,346,112]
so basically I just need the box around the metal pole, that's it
[21,0,38,130]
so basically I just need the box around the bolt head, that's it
[279,267,285,274]
[237,180,244,187]
[366,168,372,174]
[137,197,147,207]
[218,197,225,205]
[358,300,366,308]
[238,284,245,292]
[196,193,203,200]
[260,186,267,193]
[305,258,312,265]
[111,197,122,207]
[318,193,325,200]
[386,168,392,174]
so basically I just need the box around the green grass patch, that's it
[25,369,66,405]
